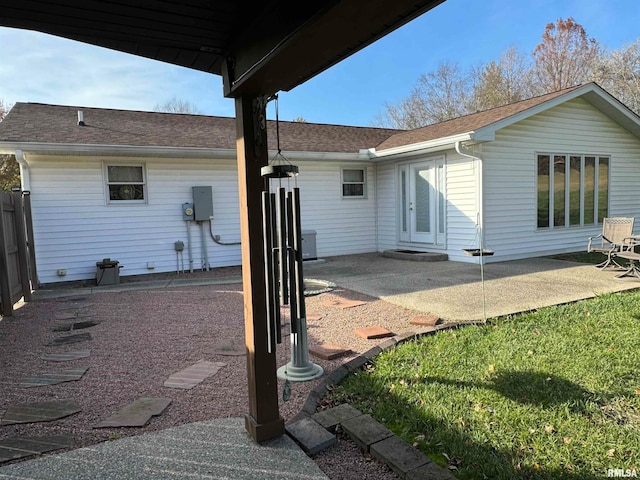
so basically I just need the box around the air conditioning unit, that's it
[301,230,317,261]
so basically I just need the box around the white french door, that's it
[399,158,445,245]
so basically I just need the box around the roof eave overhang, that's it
[0,142,369,162]
[368,132,493,160]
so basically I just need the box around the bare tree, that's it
[0,100,21,191]
[375,61,471,128]
[592,39,640,115]
[469,48,536,112]
[153,97,202,114]
[292,116,308,122]
[532,17,600,91]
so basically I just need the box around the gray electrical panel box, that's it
[192,186,213,221]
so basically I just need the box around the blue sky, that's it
[0,0,638,126]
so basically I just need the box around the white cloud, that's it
[0,28,234,115]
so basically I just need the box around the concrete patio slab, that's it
[94,398,171,428]
[20,367,89,388]
[0,400,81,425]
[0,435,74,463]
[305,254,640,322]
[41,350,91,362]
[0,418,328,479]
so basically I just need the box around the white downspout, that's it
[14,150,30,191]
[454,141,484,254]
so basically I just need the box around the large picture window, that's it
[537,153,609,228]
[105,164,146,203]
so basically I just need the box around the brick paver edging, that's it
[288,323,462,479]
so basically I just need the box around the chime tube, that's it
[286,194,298,334]
[270,193,282,344]
[262,191,277,353]
[291,188,306,321]
[277,187,289,306]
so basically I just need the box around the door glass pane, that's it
[401,170,407,232]
[553,155,566,227]
[569,156,581,226]
[415,168,430,233]
[584,156,595,224]
[598,157,609,223]
[537,155,550,228]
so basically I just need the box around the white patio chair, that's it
[587,217,635,269]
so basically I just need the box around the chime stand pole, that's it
[235,94,284,442]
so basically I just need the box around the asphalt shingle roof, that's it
[0,85,587,154]
[376,85,582,151]
[0,103,401,154]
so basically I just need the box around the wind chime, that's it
[261,96,323,393]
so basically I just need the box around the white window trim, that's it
[103,162,148,205]
[341,167,367,199]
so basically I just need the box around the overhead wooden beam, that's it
[235,94,284,442]
[223,0,445,97]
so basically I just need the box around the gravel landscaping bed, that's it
[0,269,427,479]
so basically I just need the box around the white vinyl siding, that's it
[28,155,377,283]
[482,97,640,261]
[442,152,480,262]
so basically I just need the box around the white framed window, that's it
[341,168,366,198]
[104,164,147,204]
[537,153,609,228]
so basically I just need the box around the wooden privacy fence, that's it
[0,190,37,316]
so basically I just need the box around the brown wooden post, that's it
[235,94,284,442]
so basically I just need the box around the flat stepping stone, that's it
[54,311,92,320]
[52,320,99,332]
[20,367,89,388]
[309,343,352,360]
[324,297,367,309]
[41,350,91,362]
[57,301,94,310]
[0,400,81,425]
[163,360,227,389]
[371,435,431,478]
[354,326,395,339]
[0,435,74,463]
[409,315,443,327]
[94,398,171,428]
[206,339,245,356]
[306,313,324,322]
[47,332,92,346]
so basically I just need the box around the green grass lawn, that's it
[328,290,640,479]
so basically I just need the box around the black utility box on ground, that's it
[96,258,121,286]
